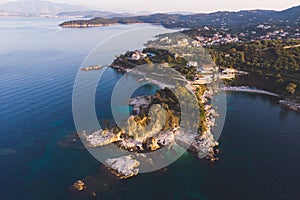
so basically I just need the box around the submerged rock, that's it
[57,132,85,150]
[0,148,16,156]
[105,155,140,179]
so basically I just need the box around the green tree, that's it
[286,83,297,95]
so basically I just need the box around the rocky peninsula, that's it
[75,36,222,179]
[78,86,220,179]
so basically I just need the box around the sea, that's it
[0,17,299,200]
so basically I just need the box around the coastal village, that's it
[186,25,299,45]
[110,33,249,87]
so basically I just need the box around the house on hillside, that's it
[130,51,147,60]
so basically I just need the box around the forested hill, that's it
[208,39,300,95]
[59,5,300,29]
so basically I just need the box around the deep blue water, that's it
[0,18,299,200]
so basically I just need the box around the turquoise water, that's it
[0,18,300,200]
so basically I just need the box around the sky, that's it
[1,0,300,13]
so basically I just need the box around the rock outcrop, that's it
[80,130,121,147]
[81,65,104,71]
[279,99,300,112]
[104,156,140,179]
[175,130,218,160]
[128,95,152,115]
[147,137,160,151]
[73,180,86,191]
[155,128,178,147]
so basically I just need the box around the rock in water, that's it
[80,129,121,147]
[73,180,86,191]
[105,156,140,179]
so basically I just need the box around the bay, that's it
[0,17,299,200]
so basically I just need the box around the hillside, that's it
[57,10,133,18]
[208,39,300,95]
[59,5,300,28]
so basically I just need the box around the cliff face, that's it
[128,89,181,136]
[125,103,179,142]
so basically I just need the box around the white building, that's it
[130,51,147,60]
[187,61,198,67]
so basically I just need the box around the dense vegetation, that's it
[141,86,206,135]
[59,17,141,27]
[112,48,196,81]
[112,46,208,135]
[208,39,300,95]
[61,4,300,98]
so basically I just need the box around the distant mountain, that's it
[166,11,195,15]
[135,11,154,16]
[60,5,300,29]
[57,10,133,18]
[135,11,195,16]
[0,0,84,15]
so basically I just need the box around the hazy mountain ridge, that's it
[140,6,300,28]
[0,0,137,18]
[57,10,133,18]
[0,0,85,15]
[59,5,300,29]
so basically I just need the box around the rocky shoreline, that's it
[279,99,300,112]
[78,87,220,179]
[80,65,104,71]
[71,36,222,181]
[104,156,140,179]
[128,95,152,115]
[110,64,181,89]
